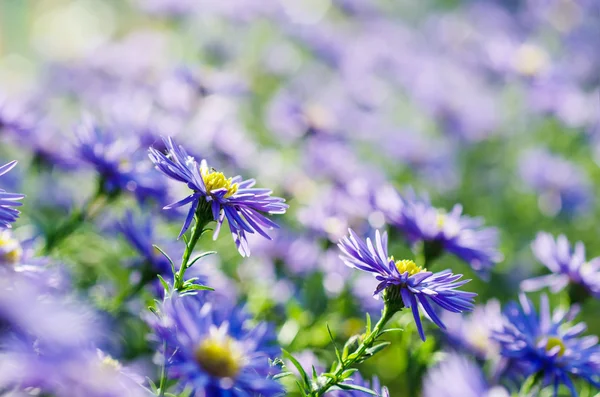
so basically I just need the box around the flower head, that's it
[521,232,600,299]
[0,161,24,229]
[149,136,288,256]
[338,229,476,340]
[493,294,600,395]
[149,294,283,396]
[76,118,167,204]
[385,190,502,278]
[423,352,508,397]
[441,299,504,360]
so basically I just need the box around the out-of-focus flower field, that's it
[0,0,599,396]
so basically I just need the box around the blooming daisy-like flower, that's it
[521,232,600,299]
[338,229,476,340]
[441,299,504,360]
[149,136,288,256]
[423,352,509,397]
[149,294,283,396]
[493,294,600,396]
[0,161,24,229]
[76,118,168,204]
[384,189,502,278]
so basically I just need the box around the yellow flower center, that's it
[194,332,245,378]
[436,213,446,229]
[101,355,123,371]
[392,258,425,276]
[514,43,548,76]
[542,336,566,357]
[200,165,238,198]
[0,231,22,265]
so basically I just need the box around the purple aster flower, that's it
[493,294,600,396]
[423,352,509,397]
[76,118,168,204]
[385,189,502,278]
[521,232,600,300]
[0,161,24,229]
[518,148,591,216]
[441,299,504,360]
[338,229,476,341]
[148,294,284,396]
[116,210,179,276]
[327,373,389,396]
[148,136,287,256]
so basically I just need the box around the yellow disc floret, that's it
[200,164,238,198]
[543,336,566,357]
[194,326,245,379]
[392,258,425,276]
[0,230,22,265]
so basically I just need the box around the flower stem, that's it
[174,214,211,291]
[310,303,397,396]
[43,186,114,254]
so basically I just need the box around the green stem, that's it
[174,215,211,291]
[311,304,396,396]
[519,372,542,396]
[43,184,115,254]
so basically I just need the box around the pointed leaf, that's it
[157,274,171,293]
[187,251,217,269]
[153,244,176,276]
[282,349,310,390]
[365,341,391,357]
[326,324,342,364]
[337,383,379,395]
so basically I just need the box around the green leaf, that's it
[365,312,372,335]
[379,327,404,335]
[282,349,310,390]
[157,274,170,293]
[341,368,358,379]
[153,245,176,276]
[326,324,342,364]
[311,365,318,382]
[183,283,215,292]
[337,383,379,395]
[146,378,158,393]
[272,371,294,380]
[365,341,391,357]
[187,251,217,269]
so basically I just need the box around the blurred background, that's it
[0,0,599,395]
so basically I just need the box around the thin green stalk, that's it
[311,304,396,396]
[174,214,211,291]
[43,185,115,254]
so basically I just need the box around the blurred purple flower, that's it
[521,232,600,299]
[338,229,476,341]
[423,352,508,397]
[441,299,504,360]
[76,118,168,204]
[385,189,502,277]
[518,148,591,216]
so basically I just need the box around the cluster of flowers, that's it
[0,0,598,396]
